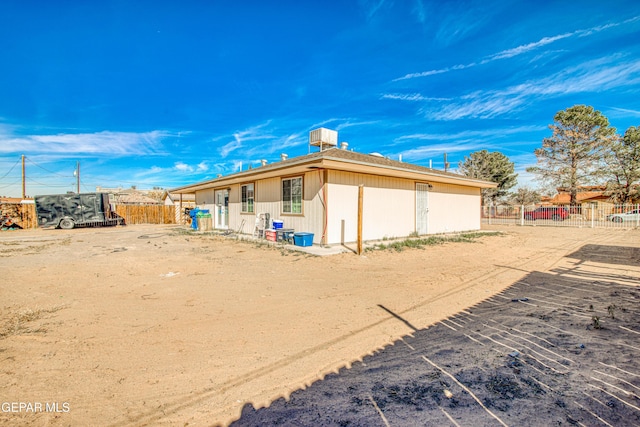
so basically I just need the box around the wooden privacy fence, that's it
[1,203,175,229]
[114,205,176,225]
[1,203,37,229]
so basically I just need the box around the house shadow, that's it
[553,244,640,286]
[564,244,640,267]
[231,265,640,427]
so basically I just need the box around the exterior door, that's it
[214,189,229,229]
[416,183,429,235]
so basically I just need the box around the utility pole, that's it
[22,155,26,199]
[76,161,80,193]
[357,184,363,255]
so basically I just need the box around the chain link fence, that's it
[482,203,640,229]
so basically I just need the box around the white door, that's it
[214,189,229,229]
[416,183,429,235]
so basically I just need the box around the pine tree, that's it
[527,105,616,205]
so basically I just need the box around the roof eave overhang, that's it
[170,155,497,193]
[320,157,497,188]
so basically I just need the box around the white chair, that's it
[253,213,267,238]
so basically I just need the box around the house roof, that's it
[1,197,26,204]
[113,191,162,204]
[550,191,610,204]
[162,191,195,203]
[170,148,497,193]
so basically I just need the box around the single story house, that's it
[171,143,496,246]
[547,186,640,220]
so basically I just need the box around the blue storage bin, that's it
[293,232,314,247]
[272,220,283,229]
[189,208,200,230]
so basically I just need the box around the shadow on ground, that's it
[565,244,640,267]
[231,245,640,426]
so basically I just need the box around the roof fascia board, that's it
[320,157,497,188]
[171,152,496,193]
[170,157,324,193]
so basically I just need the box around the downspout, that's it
[318,169,328,245]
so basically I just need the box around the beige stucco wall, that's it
[196,172,325,242]
[327,173,482,243]
[250,173,324,240]
[426,183,481,234]
[326,171,415,244]
[194,169,483,245]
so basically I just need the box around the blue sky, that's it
[1,0,639,197]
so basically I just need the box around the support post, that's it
[179,193,183,224]
[21,155,25,199]
[520,205,524,226]
[357,185,363,255]
[76,161,80,193]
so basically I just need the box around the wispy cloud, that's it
[426,55,640,120]
[394,64,472,81]
[335,120,380,131]
[174,162,192,172]
[609,107,640,117]
[166,161,210,174]
[361,0,387,20]
[218,122,273,158]
[412,0,426,24]
[395,126,545,142]
[0,130,169,155]
[394,16,640,81]
[381,93,451,102]
[486,34,573,61]
[399,141,491,161]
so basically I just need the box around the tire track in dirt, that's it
[230,229,639,426]
[111,229,628,426]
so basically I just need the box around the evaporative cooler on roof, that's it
[309,128,338,151]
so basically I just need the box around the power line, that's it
[0,178,22,189]
[26,177,72,187]
[25,157,73,178]
[0,158,21,180]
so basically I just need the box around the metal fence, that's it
[482,203,640,229]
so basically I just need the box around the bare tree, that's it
[605,126,640,204]
[527,105,616,205]
[509,187,541,206]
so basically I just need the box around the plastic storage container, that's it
[272,220,283,229]
[293,232,314,247]
[189,208,200,230]
[196,214,213,231]
[265,229,277,242]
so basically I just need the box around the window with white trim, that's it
[241,183,254,213]
[282,177,302,214]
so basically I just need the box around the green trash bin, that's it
[196,213,213,231]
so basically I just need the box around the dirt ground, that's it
[0,224,638,426]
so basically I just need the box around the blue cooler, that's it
[293,232,314,247]
[272,220,283,229]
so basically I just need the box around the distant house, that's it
[548,186,638,219]
[96,187,164,205]
[171,130,496,246]
[163,191,196,223]
[549,186,610,205]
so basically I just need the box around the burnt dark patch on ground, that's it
[232,245,640,426]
